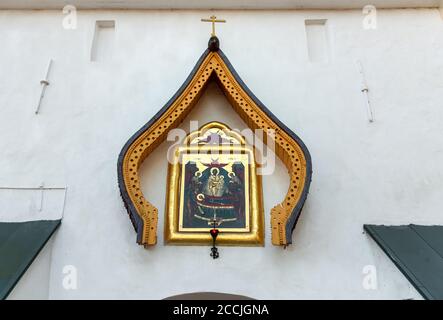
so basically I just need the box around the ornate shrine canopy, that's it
[118,36,312,247]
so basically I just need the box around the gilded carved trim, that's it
[118,37,312,247]
[165,121,264,246]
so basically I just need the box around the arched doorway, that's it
[164,292,254,300]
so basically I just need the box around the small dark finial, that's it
[209,221,220,259]
[208,36,220,52]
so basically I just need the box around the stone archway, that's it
[164,291,254,300]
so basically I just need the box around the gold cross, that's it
[201,15,226,37]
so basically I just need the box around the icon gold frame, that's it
[164,122,264,246]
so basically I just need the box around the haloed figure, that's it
[183,161,246,229]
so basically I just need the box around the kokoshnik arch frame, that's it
[117,36,312,248]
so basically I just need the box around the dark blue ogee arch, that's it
[118,37,312,245]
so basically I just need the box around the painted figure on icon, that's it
[183,159,246,229]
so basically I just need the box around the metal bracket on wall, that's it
[356,60,374,123]
[0,185,68,218]
[35,59,53,115]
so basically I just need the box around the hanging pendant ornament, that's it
[210,221,220,259]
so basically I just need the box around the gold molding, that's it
[165,121,264,246]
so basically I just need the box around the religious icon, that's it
[165,122,264,245]
[181,156,248,231]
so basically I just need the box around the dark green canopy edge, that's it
[364,224,443,300]
[0,220,61,300]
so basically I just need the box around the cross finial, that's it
[201,15,226,37]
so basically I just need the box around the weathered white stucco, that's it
[1,8,443,299]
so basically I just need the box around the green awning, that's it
[364,224,443,300]
[0,220,61,300]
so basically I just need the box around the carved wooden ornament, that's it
[117,36,312,248]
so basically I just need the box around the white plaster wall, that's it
[0,0,440,9]
[1,8,443,299]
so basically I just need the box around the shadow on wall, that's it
[164,292,254,300]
